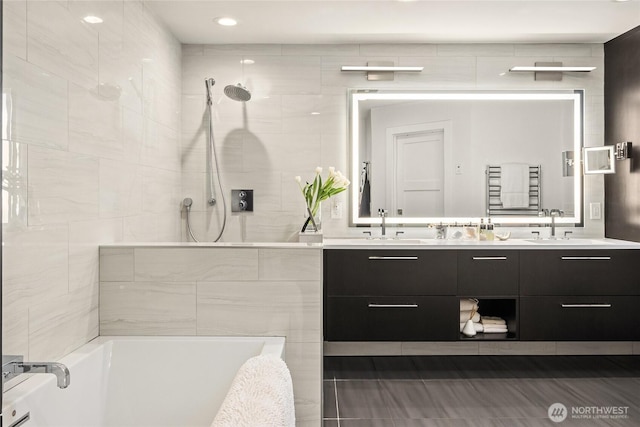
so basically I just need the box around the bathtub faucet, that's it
[2,356,70,389]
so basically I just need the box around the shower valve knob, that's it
[231,189,253,212]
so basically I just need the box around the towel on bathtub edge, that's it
[211,354,295,427]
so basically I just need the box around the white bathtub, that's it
[2,336,286,427]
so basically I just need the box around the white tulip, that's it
[294,176,302,183]
[328,166,336,177]
[315,166,323,174]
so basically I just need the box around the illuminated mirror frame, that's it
[349,89,585,227]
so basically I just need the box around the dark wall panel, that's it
[604,26,640,242]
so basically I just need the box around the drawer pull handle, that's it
[560,256,611,260]
[368,303,418,308]
[472,256,507,260]
[561,304,612,308]
[368,256,418,260]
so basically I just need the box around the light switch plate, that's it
[589,202,601,220]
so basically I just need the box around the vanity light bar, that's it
[509,66,596,72]
[341,66,424,72]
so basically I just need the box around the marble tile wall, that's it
[181,43,605,242]
[2,1,182,368]
[99,246,323,427]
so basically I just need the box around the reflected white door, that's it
[393,130,444,217]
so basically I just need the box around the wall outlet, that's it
[331,201,343,219]
[589,202,601,220]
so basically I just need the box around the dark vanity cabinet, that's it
[324,248,640,342]
[324,250,458,341]
[457,251,519,296]
[519,250,640,341]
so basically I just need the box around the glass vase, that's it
[302,204,322,233]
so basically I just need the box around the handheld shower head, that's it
[224,83,251,102]
[204,78,215,105]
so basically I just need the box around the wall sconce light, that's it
[341,61,423,81]
[615,141,632,160]
[509,62,596,81]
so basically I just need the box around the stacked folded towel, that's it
[481,316,508,333]
[459,299,509,335]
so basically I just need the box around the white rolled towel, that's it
[459,322,484,333]
[459,310,480,323]
[459,299,479,312]
[211,355,295,427]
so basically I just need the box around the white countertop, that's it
[321,237,640,250]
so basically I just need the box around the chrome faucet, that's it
[378,209,387,237]
[2,356,70,389]
[549,209,564,238]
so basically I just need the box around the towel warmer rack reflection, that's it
[485,165,541,216]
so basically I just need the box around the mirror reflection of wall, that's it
[359,97,577,220]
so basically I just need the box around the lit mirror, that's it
[349,89,584,226]
[584,146,615,174]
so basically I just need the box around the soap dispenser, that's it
[479,218,487,241]
[486,219,494,241]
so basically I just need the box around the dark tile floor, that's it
[323,355,640,426]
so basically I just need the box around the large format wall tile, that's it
[27,0,99,90]
[2,56,69,150]
[134,248,259,281]
[196,280,321,342]
[28,146,99,225]
[100,159,143,218]
[28,285,99,361]
[100,281,197,335]
[259,248,322,280]
[69,218,123,292]
[3,225,69,312]
[69,83,123,160]
[3,0,27,60]
[100,248,134,282]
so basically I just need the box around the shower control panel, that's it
[231,189,254,212]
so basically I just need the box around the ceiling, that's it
[147,0,640,45]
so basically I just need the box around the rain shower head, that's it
[224,83,251,102]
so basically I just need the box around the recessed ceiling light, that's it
[240,59,255,65]
[83,15,103,24]
[216,17,237,26]
[311,112,321,115]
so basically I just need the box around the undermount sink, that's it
[525,239,611,245]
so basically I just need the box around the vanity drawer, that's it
[324,249,457,296]
[520,250,640,296]
[324,296,458,341]
[520,296,640,340]
[457,251,519,296]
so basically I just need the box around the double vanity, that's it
[323,238,640,347]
